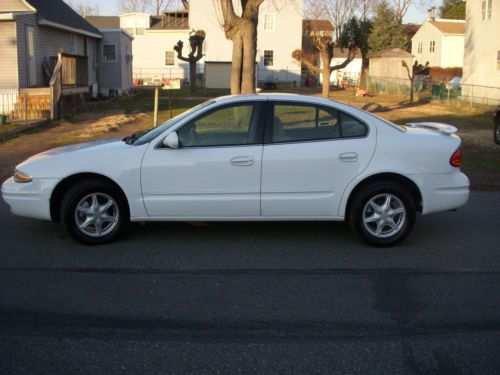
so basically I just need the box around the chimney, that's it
[427,7,436,21]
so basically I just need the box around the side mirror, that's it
[163,132,179,149]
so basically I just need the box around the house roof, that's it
[303,20,334,32]
[369,48,413,58]
[149,13,189,30]
[25,0,102,38]
[85,16,120,30]
[429,20,465,35]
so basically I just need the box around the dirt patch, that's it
[0,110,150,181]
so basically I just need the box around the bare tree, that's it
[174,30,206,94]
[117,0,151,14]
[293,37,357,97]
[402,60,429,102]
[65,1,100,16]
[315,0,359,41]
[213,0,265,94]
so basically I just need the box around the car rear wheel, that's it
[60,179,128,245]
[349,181,416,247]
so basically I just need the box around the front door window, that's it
[177,104,258,147]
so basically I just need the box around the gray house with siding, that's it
[0,0,132,121]
[85,16,134,96]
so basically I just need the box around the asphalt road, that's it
[1,192,499,374]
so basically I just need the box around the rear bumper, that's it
[414,171,470,215]
[1,177,60,221]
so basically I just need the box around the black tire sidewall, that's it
[60,179,128,245]
[349,182,416,247]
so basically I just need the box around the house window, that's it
[429,40,435,53]
[482,0,493,20]
[264,50,274,66]
[417,42,422,54]
[263,13,275,31]
[165,51,175,65]
[103,44,117,62]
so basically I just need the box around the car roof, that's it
[213,93,339,105]
[212,93,359,115]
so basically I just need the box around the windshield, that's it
[131,100,215,145]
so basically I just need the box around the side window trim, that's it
[165,101,266,149]
[264,101,369,145]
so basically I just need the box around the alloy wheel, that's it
[74,193,119,238]
[362,193,406,239]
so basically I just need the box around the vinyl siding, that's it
[120,33,133,91]
[0,22,19,88]
[98,31,122,93]
[15,13,36,88]
[0,0,32,12]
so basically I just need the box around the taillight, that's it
[450,147,462,167]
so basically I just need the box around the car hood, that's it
[16,138,146,179]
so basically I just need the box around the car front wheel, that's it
[60,179,128,245]
[349,181,416,247]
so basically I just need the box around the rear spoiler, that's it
[406,122,458,135]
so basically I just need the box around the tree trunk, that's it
[240,20,257,94]
[231,33,243,95]
[322,64,331,98]
[189,61,197,95]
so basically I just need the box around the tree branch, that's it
[173,41,191,62]
[330,45,357,72]
[292,49,321,73]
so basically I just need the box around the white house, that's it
[462,0,500,103]
[318,48,362,87]
[119,11,191,84]
[411,18,465,67]
[188,0,303,87]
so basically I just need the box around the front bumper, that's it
[1,177,61,221]
[415,171,470,215]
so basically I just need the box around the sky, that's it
[84,0,441,25]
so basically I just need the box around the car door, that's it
[261,101,376,217]
[141,101,265,218]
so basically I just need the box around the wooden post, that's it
[153,85,159,127]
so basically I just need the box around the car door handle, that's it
[339,152,358,162]
[230,156,255,166]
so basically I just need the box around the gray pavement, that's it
[0,192,499,374]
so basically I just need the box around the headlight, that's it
[13,170,33,183]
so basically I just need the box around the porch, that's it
[1,53,90,122]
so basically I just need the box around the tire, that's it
[495,120,500,145]
[348,181,416,247]
[60,179,128,245]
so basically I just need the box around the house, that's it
[369,48,414,91]
[85,16,134,96]
[411,14,465,68]
[462,0,500,104]
[0,0,103,120]
[319,48,362,87]
[189,0,303,87]
[115,11,191,85]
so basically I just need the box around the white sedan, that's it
[1,94,469,246]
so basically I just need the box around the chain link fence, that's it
[368,76,500,108]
